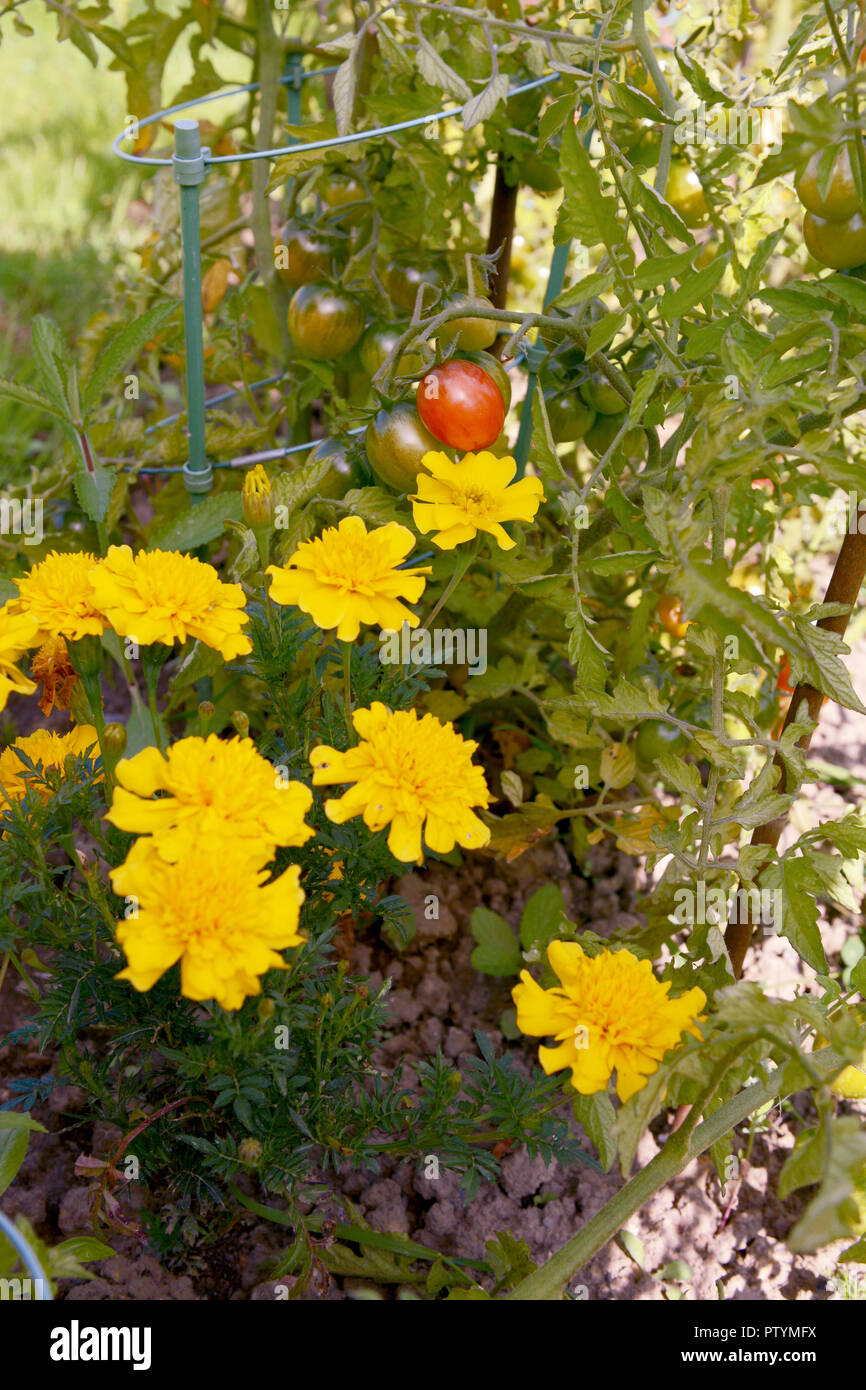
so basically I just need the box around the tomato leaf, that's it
[658,253,730,320]
[555,120,624,251]
[462,73,510,132]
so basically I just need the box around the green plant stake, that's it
[172,119,213,505]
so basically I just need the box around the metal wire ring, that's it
[111,70,558,168]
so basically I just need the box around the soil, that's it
[2,651,866,1302]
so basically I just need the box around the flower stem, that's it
[79,671,115,795]
[141,646,168,753]
[341,641,353,742]
[505,1044,849,1300]
[420,539,478,633]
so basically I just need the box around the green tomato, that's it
[305,437,364,498]
[584,412,644,459]
[436,295,498,352]
[635,720,687,765]
[383,256,447,313]
[273,221,337,289]
[545,391,595,443]
[796,146,861,222]
[803,210,866,270]
[522,155,562,195]
[287,284,365,361]
[665,161,709,228]
[359,324,426,378]
[321,171,366,213]
[365,402,443,493]
[579,371,628,416]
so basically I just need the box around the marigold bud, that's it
[101,723,128,758]
[257,998,276,1021]
[68,634,103,679]
[231,709,250,738]
[199,700,215,721]
[242,464,273,527]
[238,1138,263,1166]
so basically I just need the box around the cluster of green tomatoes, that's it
[798,143,866,270]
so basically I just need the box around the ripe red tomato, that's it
[415,360,505,451]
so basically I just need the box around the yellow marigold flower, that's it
[0,725,101,810]
[105,734,313,862]
[31,636,78,717]
[513,941,706,1103]
[11,550,106,641]
[111,837,305,1010]
[411,451,544,551]
[242,464,273,527]
[310,701,491,863]
[266,516,430,641]
[89,545,251,660]
[0,606,38,709]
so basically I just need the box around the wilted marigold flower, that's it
[0,607,38,710]
[89,545,251,660]
[411,451,544,550]
[242,464,273,527]
[0,725,101,810]
[31,636,78,717]
[111,837,305,1011]
[266,516,430,641]
[11,550,106,641]
[310,701,491,863]
[105,735,313,862]
[513,941,706,1103]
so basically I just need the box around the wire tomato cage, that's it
[111,59,576,495]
